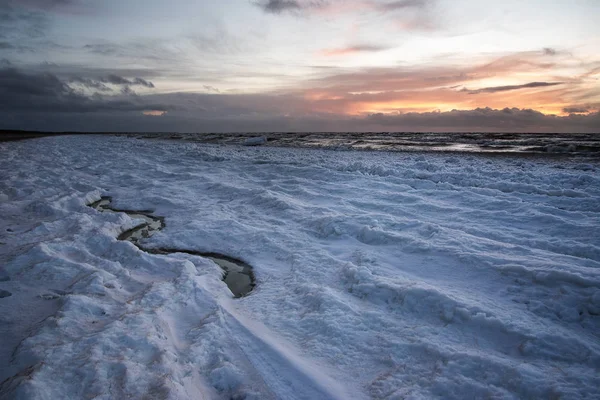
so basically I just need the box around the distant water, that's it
[129,132,600,157]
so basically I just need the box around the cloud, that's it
[319,44,391,57]
[68,75,155,93]
[68,76,111,91]
[370,0,437,31]
[0,3,79,55]
[0,67,167,113]
[101,74,155,88]
[10,0,78,9]
[82,31,241,68]
[2,49,599,133]
[0,69,598,132]
[463,81,563,95]
[377,0,430,11]
[0,5,48,40]
[203,85,220,93]
[6,0,94,14]
[364,107,600,131]
[132,77,155,88]
[563,107,590,114]
[253,0,325,14]
[2,103,598,133]
[269,51,600,116]
[0,67,69,97]
[82,41,179,63]
[255,0,302,13]
[98,74,131,85]
[83,43,118,55]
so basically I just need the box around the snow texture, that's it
[1,135,599,399]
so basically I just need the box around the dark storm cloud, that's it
[0,67,168,113]
[464,81,563,95]
[0,67,69,97]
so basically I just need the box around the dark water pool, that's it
[89,197,255,298]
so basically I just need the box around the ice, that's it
[0,135,599,399]
[243,136,268,146]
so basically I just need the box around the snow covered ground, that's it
[1,135,599,399]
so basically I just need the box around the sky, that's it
[1,0,599,132]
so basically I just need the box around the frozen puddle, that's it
[88,197,255,297]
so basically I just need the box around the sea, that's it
[127,132,600,158]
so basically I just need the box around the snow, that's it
[1,135,599,399]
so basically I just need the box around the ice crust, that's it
[0,135,599,399]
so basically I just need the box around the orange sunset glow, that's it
[1,0,598,132]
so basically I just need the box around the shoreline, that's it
[2,130,599,159]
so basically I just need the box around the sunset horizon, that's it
[1,0,599,133]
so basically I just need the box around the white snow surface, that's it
[1,135,599,399]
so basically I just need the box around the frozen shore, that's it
[1,135,599,399]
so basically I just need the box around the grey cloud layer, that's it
[3,106,598,133]
[100,75,155,88]
[365,107,599,131]
[563,107,590,114]
[1,67,598,132]
[0,67,167,113]
[0,4,47,40]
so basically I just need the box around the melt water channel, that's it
[89,197,255,298]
